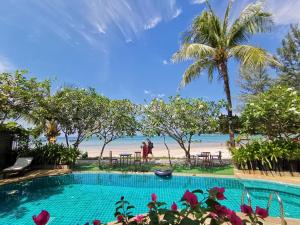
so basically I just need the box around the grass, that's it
[73,163,234,176]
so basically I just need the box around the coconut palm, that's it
[172,0,280,146]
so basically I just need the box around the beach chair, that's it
[2,157,33,178]
[133,151,142,165]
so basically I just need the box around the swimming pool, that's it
[0,173,299,225]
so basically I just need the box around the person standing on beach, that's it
[141,142,148,162]
[147,138,154,158]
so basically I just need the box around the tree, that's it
[53,87,106,148]
[277,24,300,90]
[218,114,241,134]
[93,99,138,164]
[172,0,279,146]
[238,66,272,100]
[141,96,223,165]
[0,70,50,124]
[241,85,300,139]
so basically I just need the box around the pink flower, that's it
[256,206,269,219]
[183,190,198,208]
[214,205,229,217]
[240,204,253,215]
[228,212,243,225]
[211,187,226,200]
[93,220,101,225]
[32,210,50,225]
[171,202,178,211]
[209,212,218,219]
[117,215,124,222]
[151,193,157,202]
[134,215,144,223]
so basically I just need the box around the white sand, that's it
[79,142,231,159]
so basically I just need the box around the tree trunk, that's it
[219,61,235,147]
[65,133,69,147]
[163,136,172,167]
[98,143,107,167]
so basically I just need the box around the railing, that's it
[266,192,287,225]
[241,188,252,207]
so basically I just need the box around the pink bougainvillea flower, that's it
[93,220,101,225]
[151,193,157,202]
[117,215,124,222]
[171,202,178,211]
[241,204,253,215]
[214,205,229,217]
[32,210,50,225]
[256,206,269,219]
[134,215,144,223]
[211,187,226,200]
[183,190,198,208]
[209,212,218,219]
[228,212,243,225]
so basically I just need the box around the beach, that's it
[79,142,231,159]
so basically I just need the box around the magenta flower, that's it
[209,212,218,219]
[228,212,243,225]
[214,205,229,217]
[32,210,50,225]
[93,220,101,225]
[171,202,178,211]
[151,193,157,202]
[134,215,144,223]
[211,187,226,200]
[256,206,269,218]
[117,215,124,222]
[183,190,198,208]
[240,204,253,215]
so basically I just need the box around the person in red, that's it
[141,142,148,162]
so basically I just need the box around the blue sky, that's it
[0,0,299,112]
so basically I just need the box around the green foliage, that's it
[19,143,80,165]
[0,70,50,124]
[218,114,241,134]
[93,99,139,159]
[232,139,300,170]
[277,24,300,90]
[141,96,223,159]
[241,85,300,139]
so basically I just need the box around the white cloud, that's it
[144,90,150,94]
[162,60,168,65]
[265,0,300,25]
[190,0,206,5]
[172,8,182,18]
[144,89,165,98]
[144,16,162,30]
[0,56,14,73]
[7,0,181,47]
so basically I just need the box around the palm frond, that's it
[223,0,233,37]
[228,2,273,47]
[229,45,281,68]
[172,43,215,62]
[180,60,213,88]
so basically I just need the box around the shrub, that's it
[19,143,80,166]
[232,139,300,171]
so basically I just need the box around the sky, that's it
[0,0,299,112]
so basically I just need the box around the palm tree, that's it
[172,0,280,146]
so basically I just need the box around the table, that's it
[196,152,211,167]
[119,153,132,166]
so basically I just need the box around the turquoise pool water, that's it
[0,173,299,225]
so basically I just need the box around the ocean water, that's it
[0,173,299,225]
[55,134,230,147]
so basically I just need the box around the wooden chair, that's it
[133,151,142,165]
[109,151,118,166]
[210,151,223,166]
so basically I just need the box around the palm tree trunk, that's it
[219,61,235,147]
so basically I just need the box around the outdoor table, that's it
[196,152,211,167]
[119,153,132,166]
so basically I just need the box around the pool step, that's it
[241,189,287,225]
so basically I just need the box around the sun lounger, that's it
[2,157,33,178]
